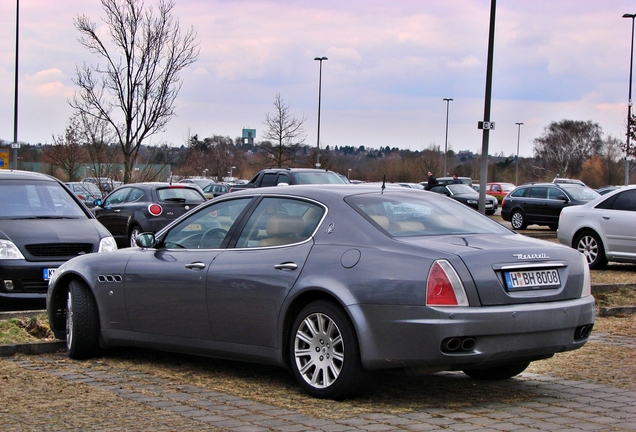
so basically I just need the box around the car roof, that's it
[0,169,58,182]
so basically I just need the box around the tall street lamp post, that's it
[443,98,453,176]
[12,0,20,169]
[314,56,328,168]
[623,13,636,186]
[515,122,523,185]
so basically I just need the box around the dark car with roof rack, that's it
[501,182,600,230]
[92,182,206,247]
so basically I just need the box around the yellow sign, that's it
[0,149,9,169]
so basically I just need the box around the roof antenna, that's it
[381,174,386,194]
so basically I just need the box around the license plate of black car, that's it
[504,269,560,290]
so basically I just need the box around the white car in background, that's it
[558,185,636,269]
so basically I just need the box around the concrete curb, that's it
[599,306,636,317]
[0,341,65,357]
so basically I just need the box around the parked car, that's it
[81,177,122,195]
[485,182,516,203]
[92,182,206,248]
[421,176,472,190]
[46,184,594,399]
[429,184,498,215]
[596,185,623,196]
[501,183,600,230]
[398,183,425,190]
[64,182,103,207]
[178,178,216,189]
[202,182,234,198]
[228,168,347,192]
[553,178,586,186]
[558,186,636,269]
[0,170,116,300]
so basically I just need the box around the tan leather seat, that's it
[257,214,305,246]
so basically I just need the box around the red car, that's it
[486,182,516,203]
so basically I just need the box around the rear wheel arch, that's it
[281,290,354,369]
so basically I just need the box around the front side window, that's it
[105,188,130,205]
[610,190,636,211]
[163,198,253,249]
[548,188,567,200]
[236,197,325,248]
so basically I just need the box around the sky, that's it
[0,0,635,158]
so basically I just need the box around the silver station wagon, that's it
[47,184,595,399]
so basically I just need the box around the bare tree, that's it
[42,117,88,181]
[70,0,199,184]
[261,94,307,168]
[533,120,604,178]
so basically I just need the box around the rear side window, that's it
[528,187,547,199]
[510,188,525,197]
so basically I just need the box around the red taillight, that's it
[77,194,84,201]
[501,197,507,207]
[148,204,163,216]
[426,260,469,306]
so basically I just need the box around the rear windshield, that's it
[294,172,347,184]
[560,185,600,201]
[157,187,206,203]
[346,192,510,237]
[0,180,87,218]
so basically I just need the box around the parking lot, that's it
[2,327,636,432]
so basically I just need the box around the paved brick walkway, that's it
[3,351,636,432]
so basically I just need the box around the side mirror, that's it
[136,233,156,248]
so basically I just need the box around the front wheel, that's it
[463,361,530,380]
[575,230,608,269]
[129,226,142,248]
[510,210,527,230]
[66,279,101,359]
[290,301,367,399]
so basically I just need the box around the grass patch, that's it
[0,314,53,344]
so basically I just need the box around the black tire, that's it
[574,230,608,269]
[290,300,367,399]
[129,225,142,248]
[66,279,101,359]
[463,361,530,380]
[510,210,527,230]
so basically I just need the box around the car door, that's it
[123,197,254,338]
[546,187,569,223]
[597,189,636,259]
[206,196,325,348]
[525,186,549,223]
[93,187,132,241]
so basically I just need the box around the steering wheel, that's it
[201,227,228,248]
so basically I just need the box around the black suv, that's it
[501,182,600,230]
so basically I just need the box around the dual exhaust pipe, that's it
[441,336,476,353]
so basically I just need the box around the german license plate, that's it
[504,269,560,290]
[43,268,57,281]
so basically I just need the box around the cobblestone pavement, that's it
[3,346,636,432]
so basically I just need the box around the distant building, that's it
[242,128,256,146]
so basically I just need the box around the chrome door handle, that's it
[602,216,611,220]
[185,262,206,270]
[114,209,121,213]
[274,262,298,271]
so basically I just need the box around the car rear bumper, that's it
[350,295,595,371]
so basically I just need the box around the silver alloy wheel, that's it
[511,211,525,229]
[129,227,141,247]
[293,312,344,389]
[66,290,74,350]
[577,234,598,265]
